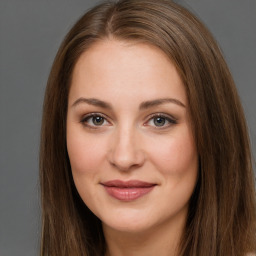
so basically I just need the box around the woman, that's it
[40,0,256,255]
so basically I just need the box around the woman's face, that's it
[67,40,198,234]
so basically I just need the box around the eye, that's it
[91,116,104,125]
[145,114,177,128]
[80,113,110,128]
[153,116,167,127]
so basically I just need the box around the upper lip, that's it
[101,180,156,188]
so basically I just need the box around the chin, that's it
[104,220,153,234]
[100,210,153,233]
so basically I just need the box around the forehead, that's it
[69,39,187,107]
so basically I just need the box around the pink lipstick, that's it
[101,180,156,201]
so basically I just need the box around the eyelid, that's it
[80,112,111,128]
[79,112,177,129]
[144,113,177,128]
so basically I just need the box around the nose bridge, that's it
[108,123,145,171]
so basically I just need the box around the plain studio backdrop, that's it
[0,0,255,255]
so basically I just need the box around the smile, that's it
[101,180,156,201]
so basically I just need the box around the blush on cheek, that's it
[67,134,105,175]
[70,151,98,175]
[151,135,197,176]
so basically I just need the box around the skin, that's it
[66,40,198,256]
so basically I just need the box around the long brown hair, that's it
[40,0,256,255]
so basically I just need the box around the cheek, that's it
[66,129,105,175]
[66,130,107,204]
[148,129,198,178]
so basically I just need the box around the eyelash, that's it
[80,113,110,129]
[144,113,177,129]
[80,113,177,129]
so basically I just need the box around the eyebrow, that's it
[139,98,186,109]
[71,98,113,109]
[71,97,185,109]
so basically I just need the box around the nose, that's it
[107,127,145,171]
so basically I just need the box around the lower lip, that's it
[103,186,155,201]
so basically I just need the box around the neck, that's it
[103,211,186,256]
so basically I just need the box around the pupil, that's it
[154,117,165,126]
[93,116,104,125]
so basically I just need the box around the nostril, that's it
[107,147,145,172]
[107,129,146,171]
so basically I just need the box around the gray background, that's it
[0,0,255,255]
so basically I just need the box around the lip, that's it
[101,180,156,201]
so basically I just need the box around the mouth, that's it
[100,180,156,201]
